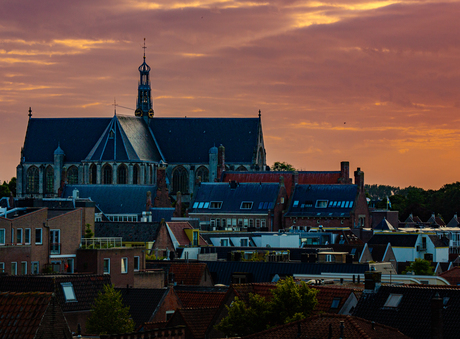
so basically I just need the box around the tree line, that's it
[366,182,460,222]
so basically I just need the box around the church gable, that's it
[22,118,111,163]
[149,117,260,164]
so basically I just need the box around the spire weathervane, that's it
[28,107,32,119]
[113,98,117,116]
[143,38,147,60]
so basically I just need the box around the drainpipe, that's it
[43,220,50,266]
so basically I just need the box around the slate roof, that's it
[116,288,169,328]
[150,207,175,222]
[168,307,219,339]
[189,182,280,214]
[167,222,208,247]
[367,244,390,262]
[203,261,370,285]
[22,118,111,163]
[242,313,410,339]
[447,214,460,227]
[0,291,54,339]
[353,285,460,339]
[62,184,156,215]
[150,117,260,164]
[367,234,419,247]
[176,291,226,308]
[284,184,358,217]
[374,218,395,231]
[0,274,111,312]
[95,221,160,242]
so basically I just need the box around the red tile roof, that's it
[312,286,356,314]
[231,283,277,303]
[176,291,226,308]
[170,263,209,286]
[167,222,207,246]
[171,307,218,339]
[439,266,460,285]
[0,291,53,339]
[242,313,411,339]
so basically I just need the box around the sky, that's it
[1,0,459,190]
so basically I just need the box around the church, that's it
[16,51,267,203]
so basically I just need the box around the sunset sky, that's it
[1,0,459,189]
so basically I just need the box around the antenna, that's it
[143,38,147,59]
[113,98,117,116]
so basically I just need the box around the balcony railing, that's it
[80,237,123,249]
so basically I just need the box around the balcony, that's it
[80,237,123,249]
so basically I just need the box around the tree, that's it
[84,224,94,238]
[86,284,135,335]
[402,258,434,276]
[216,277,318,337]
[271,161,296,171]
[0,177,16,198]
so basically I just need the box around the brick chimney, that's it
[154,166,171,207]
[340,161,350,184]
[354,167,364,193]
[292,171,299,187]
[174,192,182,217]
[217,145,225,181]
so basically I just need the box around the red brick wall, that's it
[150,288,182,323]
[273,183,289,231]
[48,208,83,256]
[153,221,175,253]
[133,270,164,288]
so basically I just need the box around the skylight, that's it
[293,201,299,207]
[203,202,210,209]
[61,282,77,302]
[193,202,199,208]
[384,294,403,308]
[198,202,204,208]
[331,298,341,309]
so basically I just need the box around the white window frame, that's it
[16,228,23,245]
[0,229,5,245]
[31,261,40,275]
[209,201,223,209]
[11,262,17,275]
[384,294,403,308]
[240,201,253,209]
[35,228,43,245]
[25,228,31,245]
[134,256,140,271]
[103,258,110,274]
[121,257,128,274]
[166,310,175,320]
[61,282,77,302]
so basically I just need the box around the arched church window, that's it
[236,166,247,171]
[90,164,97,184]
[27,166,39,194]
[133,165,139,185]
[257,147,265,170]
[172,166,188,194]
[67,166,78,185]
[45,166,54,194]
[103,164,113,185]
[118,164,127,184]
[196,166,209,183]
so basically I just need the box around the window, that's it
[196,166,209,182]
[221,239,229,246]
[203,202,209,208]
[198,202,204,209]
[31,262,39,275]
[121,258,128,274]
[261,219,266,228]
[27,166,39,194]
[241,239,248,246]
[45,166,54,194]
[117,165,127,184]
[0,262,4,273]
[331,298,341,309]
[256,219,261,228]
[90,164,97,184]
[193,202,199,208]
[192,231,198,246]
[166,310,175,321]
[16,228,23,244]
[103,164,113,185]
[221,218,226,228]
[293,201,299,207]
[316,200,328,208]
[384,294,403,308]
[11,228,14,244]
[21,261,27,275]
[35,228,43,244]
[249,219,254,228]
[25,228,31,244]
[240,201,253,209]
[172,166,188,194]
[210,201,222,209]
[50,230,60,255]
[103,258,110,274]
[133,165,139,185]
[67,166,78,185]
[134,256,140,271]
[238,219,243,228]
[0,229,4,245]
[67,259,74,273]
[210,219,216,227]
[243,219,249,228]
[11,262,17,275]
[61,282,77,302]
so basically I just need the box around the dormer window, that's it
[210,201,223,209]
[316,200,328,208]
[240,201,253,210]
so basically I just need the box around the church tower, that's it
[135,39,154,120]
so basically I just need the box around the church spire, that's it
[135,38,154,120]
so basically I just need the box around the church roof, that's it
[23,118,111,163]
[149,117,260,164]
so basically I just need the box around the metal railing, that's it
[80,237,123,249]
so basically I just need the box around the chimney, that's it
[340,161,350,184]
[364,270,381,292]
[146,191,152,211]
[174,192,182,217]
[217,144,225,180]
[431,292,443,339]
[154,166,172,208]
[292,171,299,187]
[354,167,364,193]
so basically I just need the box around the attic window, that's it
[349,202,353,208]
[331,298,341,309]
[61,282,77,302]
[198,202,205,209]
[203,202,210,209]
[240,201,253,210]
[384,294,403,308]
[316,200,328,208]
[193,202,199,208]
[305,201,313,207]
[210,201,222,209]
[268,202,274,209]
[293,201,299,207]
[351,248,357,255]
